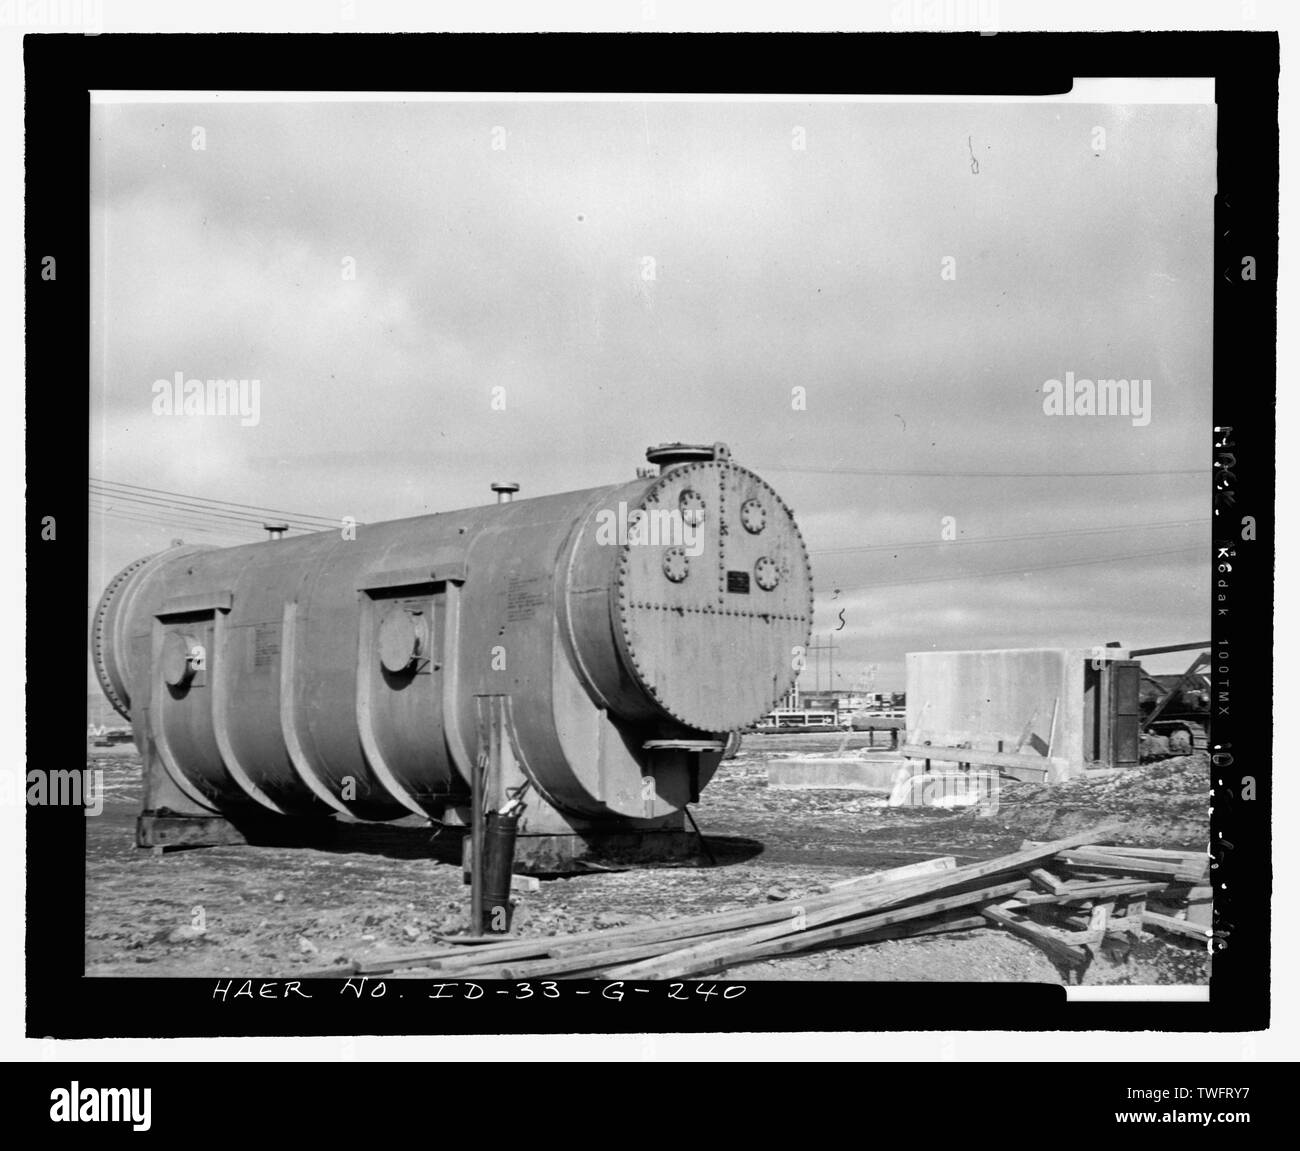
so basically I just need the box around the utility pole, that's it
[807,637,836,695]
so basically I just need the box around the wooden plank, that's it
[656,913,991,978]
[900,744,1051,774]
[982,902,1090,968]
[1057,849,1186,874]
[1055,847,1206,884]
[1057,880,1169,903]
[366,878,910,972]
[369,823,1117,976]
[369,916,732,975]
[600,877,1033,980]
[1142,911,1212,941]
[598,824,1117,980]
[1029,867,1067,895]
[1082,845,1206,862]
[440,927,742,981]
[366,886,897,974]
[827,857,956,889]
[486,912,994,981]
[1006,892,1068,907]
[1008,881,1166,908]
[1057,851,1208,884]
[1022,842,1204,863]
[846,913,987,944]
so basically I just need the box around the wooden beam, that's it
[1057,849,1188,874]
[982,902,1090,969]
[600,823,1119,980]
[827,856,956,889]
[367,868,960,975]
[1029,867,1067,895]
[900,744,1054,774]
[1009,880,1167,907]
[1081,845,1207,862]
[1006,892,1069,907]
[440,927,741,981]
[1056,849,1208,884]
[367,823,1118,976]
[600,877,1034,980]
[1142,911,1212,942]
[1066,879,1169,899]
[645,913,992,978]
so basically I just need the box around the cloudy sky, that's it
[89,96,1215,692]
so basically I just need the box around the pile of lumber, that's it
[317,826,1211,981]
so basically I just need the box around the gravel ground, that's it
[83,738,1212,985]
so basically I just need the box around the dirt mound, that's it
[990,753,1210,848]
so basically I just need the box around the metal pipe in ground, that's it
[480,811,520,933]
[470,753,486,936]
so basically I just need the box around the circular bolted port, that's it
[161,631,203,687]
[741,498,767,534]
[378,609,426,674]
[754,556,780,591]
[679,489,706,527]
[662,547,690,583]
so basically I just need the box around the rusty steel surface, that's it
[92,443,813,841]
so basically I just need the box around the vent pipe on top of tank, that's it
[491,482,520,504]
[263,522,289,540]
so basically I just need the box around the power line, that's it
[766,463,1209,479]
[91,491,322,536]
[821,545,1202,594]
[91,489,343,533]
[93,477,344,525]
[89,493,261,536]
[89,503,252,541]
[811,518,1210,558]
[89,483,339,535]
[89,493,252,533]
[91,486,292,529]
[90,477,345,529]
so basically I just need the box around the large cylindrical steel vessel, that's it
[93,442,813,846]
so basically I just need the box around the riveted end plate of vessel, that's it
[616,461,813,731]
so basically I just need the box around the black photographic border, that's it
[25,30,1277,1040]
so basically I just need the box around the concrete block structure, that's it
[904,647,1141,783]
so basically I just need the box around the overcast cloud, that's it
[90,98,1215,690]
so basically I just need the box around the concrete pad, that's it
[766,756,904,791]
